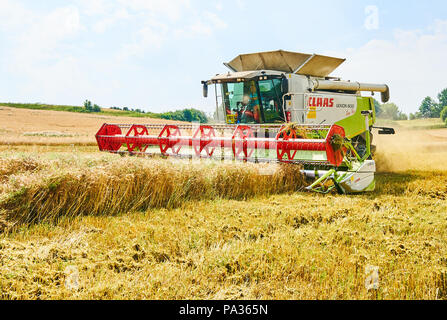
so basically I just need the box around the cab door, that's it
[258,79,284,123]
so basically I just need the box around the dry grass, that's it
[0,146,446,299]
[0,155,304,231]
[0,106,447,300]
[0,170,446,300]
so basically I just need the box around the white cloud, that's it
[2,1,227,74]
[13,5,82,66]
[0,0,228,108]
[121,23,168,57]
[0,3,88,105]
[216,2,223,11]
[173,10,227,39]
[77,0,109,15]
[330,19,447,113]
[93,8,130,33]
[0,0,33,31]
[117,3,228,58]
[430,19,447,34]
[204,11,227,30]
[235,0,245,10]
[38,6,82,39]
[117,0,190,21]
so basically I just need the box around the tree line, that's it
[84,100,208,123]
[374,88,447,124]
[374,100,408,121]
[411,88,447,122]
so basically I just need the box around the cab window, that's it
[222,81,262,124]
[259,79,284,123]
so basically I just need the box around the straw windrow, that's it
[0,156,305,231]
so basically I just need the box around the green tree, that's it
[437,88,447,119]
[438,88,447,108]
[183,109,193,122]
[379,103,397,120]
[373,99,382,117]
[419,97,439,118]
[83,100,101,112]
[441,106,447,122]
[189,109,208,123]
[378,103,407,121]
[84,100,93,112]
[159,108,208,123]
[433,103,444,118]
[93,104,101,112]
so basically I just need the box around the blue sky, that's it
[0,0,446,114]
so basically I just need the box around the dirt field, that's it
[0,106,179,146]
[375,127,447,172]
[1,108,447,300]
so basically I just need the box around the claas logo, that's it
[308,96,334,108]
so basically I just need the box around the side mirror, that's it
[372,126,395,135]
[281,75,289,94]
[378,127,395,135]
[203,82,208,98]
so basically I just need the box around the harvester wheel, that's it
[159,125,182,156]
[232,126,254,160]
[193,126,216,158]
[96,124,122,152]
[276,126,298,162]
[126,125,149,153]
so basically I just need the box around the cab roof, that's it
[225,50,345,78]
[210,70,283,82]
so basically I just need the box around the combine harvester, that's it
[96,50,395,194]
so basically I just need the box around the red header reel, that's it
[95,123,348,167]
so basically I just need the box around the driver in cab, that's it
[240,83,260,124]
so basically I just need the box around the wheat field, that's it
[0,106,447,300]
[0,106,179,146]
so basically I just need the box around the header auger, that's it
[96,50,395,194]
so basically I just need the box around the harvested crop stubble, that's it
[2,171,447,300]
[0,156,305,231]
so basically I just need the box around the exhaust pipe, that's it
[312,79,390,103]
